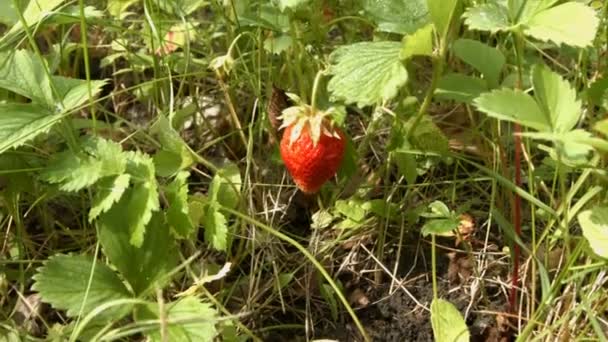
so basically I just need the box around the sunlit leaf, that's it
[0,103,62,153]
[578,206,608,259]
[531,64,581,132]
[474,88,550,131]
[430,298,470,342]
[32,254,131,318]
[524,2,599,48]
[427,0,460,37]
[166,171,195,238]
[328,41,408,107]
[89,174,131,222]
[363,0,430,35]
[463,2,512,33]
[400,24,434,60]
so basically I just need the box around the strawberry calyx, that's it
[278,93,342,147]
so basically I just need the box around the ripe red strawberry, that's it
[279,97,345,193]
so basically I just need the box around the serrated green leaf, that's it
[363,0,430,35]
[474,88,550,131]
[204,205,228,251]
[89,174,131,222]
[166,171,195,238]
[42,137,127,192]
[0,50,54,105]
[328,41,408,107]
[463,2,512,33]
[524,2,599,48]
[431,298,470,342]
[435,73,488,103]
[209,163,241,211]
[32,254,131,318]
[138,297,218,342]
[408,116,449,155]
[578,207,608,259]
[311,209,334,229]
[43,153,103,191]
[0,103,62,153]
[427,0,460,37]
[151,116,194,177]
[453,39,505,88]
[393,151,418,185]
[400,24,434,60]
[531,64,580,132]
[98,210,177,295]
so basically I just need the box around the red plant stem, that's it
[510,123,523,312]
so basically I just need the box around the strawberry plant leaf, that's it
[166,171,195,238]
[474,88,550,131]
[335,199,368,222]
[0,50,54,106]
[209,163,241,211]
[421,218,460,236]
[0,103,63,153]
[400,24,434,60]
[42,137,127,192]
[138,297,218,342]
[453,38,505,88]
[89,174,131,222]
[524,2,599,48]
[151,116,194,177]
[274,0,311,12]
[430,298,470,342]
[577,206,608,259]
[6,0,65,36]
[32,254,132,318]
[204,204,228,251]
[435,73,488,103]
[363,0,430,35]
[124,151,160,247]
[98,210,177,295]
[427,0,460,37]
[55,77,107,111]
[328,41,408,107]
[531,64,581,132]
[463,2,512,33]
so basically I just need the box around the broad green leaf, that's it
[0,1,26,26]
[463,2,512,33]
[275,0,311,11]
[89,174,131,222]
[151,116,194,177]
[523,130,594,162]
[166,171,195,238]
[335,199,368,222]
[311,209,334,229]
[453,39,505,88]
[328,41,408,107]
[400,24,434,60]
[577,206,608,259]
[138,297,218,342]
[524,2,599,48]
[393,151,418,185]
[531,64,580,132]
[0,103,62,153]
[32,254,131,318]
[209,163,241,211]
[430,298,470,342]
[7,0,65,35]
[107,0,139,17]
[427,0,460,37]
[55,78,107,111]
[124,151,160,247]
[363,0,430,35]
[421,218,460,236]
[474,88,550,131]
[0,50,54,105]
[435,73,488,103]
[364,199,401,221]
[204,204,228,251]
[264,35,293,55]
[98,210,177,295]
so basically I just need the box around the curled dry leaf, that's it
[447,252,475,284]
[456,213,475,246]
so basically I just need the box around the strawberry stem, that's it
[310,70,325,115]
